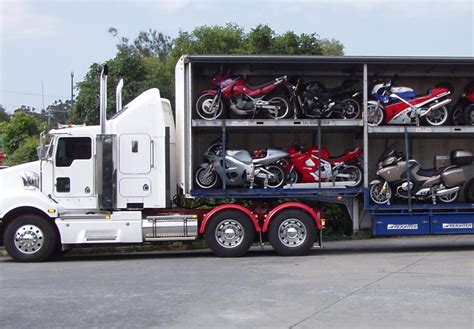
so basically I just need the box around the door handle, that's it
[150,140,155,168]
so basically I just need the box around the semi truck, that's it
[1,55,473,262]
[0,60,328,262]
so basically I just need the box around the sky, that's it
[0,0,473,112]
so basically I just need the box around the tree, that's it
[72,24,344,124]
[0,112,40,163]
[4,136,39,166]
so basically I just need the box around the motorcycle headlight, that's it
[21,171,39,189]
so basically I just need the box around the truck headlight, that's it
[21,171,39,188]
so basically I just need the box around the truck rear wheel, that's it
[268,210,316,256]
[205,210,255,257]
[4,214,58,262]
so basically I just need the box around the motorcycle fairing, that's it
[385,88,450,124]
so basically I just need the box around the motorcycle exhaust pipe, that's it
[423,98,452,116]
[435,186,459,196]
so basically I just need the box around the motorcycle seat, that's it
[246,80,278,90]
[328,153,347,160]
[417,167,447,177]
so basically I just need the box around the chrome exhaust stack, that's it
[99,65,108,134]
[116,78,123,113]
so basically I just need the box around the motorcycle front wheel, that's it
[367,103,385,126]
[425,105,448,126]
[261,164,286,188]
[341,98,361,119]
[195,166,220,189]
[266,95,292,119]
[370,181,392,204]
[196,93,224,120]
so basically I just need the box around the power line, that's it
[0,90,69,99]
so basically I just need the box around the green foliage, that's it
[5,136,39,166]
[72,24,344,125]
[0,112,40,156]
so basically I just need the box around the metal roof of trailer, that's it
[183,55,474,65]
[184,55,474,77]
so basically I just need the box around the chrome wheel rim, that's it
[278,218,307,247]
[14,224,44,254]
[215,219,244,248]
[196,168,217,188]
[201,98,221,117]
[268,97,289,119]
[426,106,447,125]
[266,166,285,188]
[370,183,391,204]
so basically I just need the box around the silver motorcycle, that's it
[370,145,473,204]
[195,139,288,189]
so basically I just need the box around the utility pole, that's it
[42,80,49,127]
[70,71,74,103]
[69,71,74,123]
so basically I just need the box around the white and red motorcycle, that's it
[367,76,452,126]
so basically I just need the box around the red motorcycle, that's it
[195,73,293,120]
[451,81,474,126]
[285,145,363,187]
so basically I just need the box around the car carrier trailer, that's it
[0,55,473,262]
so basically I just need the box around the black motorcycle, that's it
[291,77,362,119]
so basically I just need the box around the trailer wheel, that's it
[268,210,317,256]
[206,210,255,257]
[4,214,58,262]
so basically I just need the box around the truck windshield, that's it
[38,134,54,160]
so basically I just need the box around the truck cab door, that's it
[53,136,95,207]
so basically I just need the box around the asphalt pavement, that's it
[1,235,473,329]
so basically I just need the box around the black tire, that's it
[288,169,300,184]
[451,106,464,126]
[464,179,474,202]
[4,214,59,262]
[195,166,220,189]
[266,94,293,119]
[205,210,255,257]
[268,210,317,256]
[195,93,224,120]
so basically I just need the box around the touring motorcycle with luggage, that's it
[367,76,452,126]
[291,77,362,119]
[369,145,473,204]
[195,73,293,120]
[195,139,288,189]
[285,144,363,187]
[451,81,474,126]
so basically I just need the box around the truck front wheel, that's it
[4,214,58,262]
[205,210,255,257]
[268,210,317,256]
